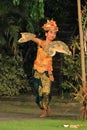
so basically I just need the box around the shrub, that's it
[0,54,31,96]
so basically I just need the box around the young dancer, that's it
[18,19,71,117]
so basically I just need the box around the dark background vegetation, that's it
[0,0,87,97]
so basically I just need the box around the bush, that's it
[0,54,31,96]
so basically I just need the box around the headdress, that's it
[42,19,58,31]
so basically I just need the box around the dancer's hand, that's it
[49,75,54,81]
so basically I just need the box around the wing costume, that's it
[18,32,36,43]
[44,41,71,56]
[18,32,71,56]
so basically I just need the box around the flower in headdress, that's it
[42,19,58,31]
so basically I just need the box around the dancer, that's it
[18,19,71,117]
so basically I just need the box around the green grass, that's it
[0,119,87,130]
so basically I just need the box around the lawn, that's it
[0,119,87,130]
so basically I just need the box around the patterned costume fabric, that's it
[34,44,53,73]
[33,71,51,109]
[33,41,53,110]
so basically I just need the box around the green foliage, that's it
[13,0,20,6]
[0,0,45,96]
[63,54,81,83]
[81,3,87,29]
[61,82,70,90]
[61,1,87,92]
[0,54,31,96]
[12,0,45,20]
[30,0,44,21]
[0,0,45,56]
[61,36,87,93]
[61,39,80,89]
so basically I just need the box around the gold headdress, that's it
[42,19,58,31]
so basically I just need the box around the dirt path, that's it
[0,95,81,121]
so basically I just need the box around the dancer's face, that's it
[45,30,57,41]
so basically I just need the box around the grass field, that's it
[0,119,87,130]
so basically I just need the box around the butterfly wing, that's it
[18,32,36,43]
[52,41,71,55]
[44,40,71,56]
